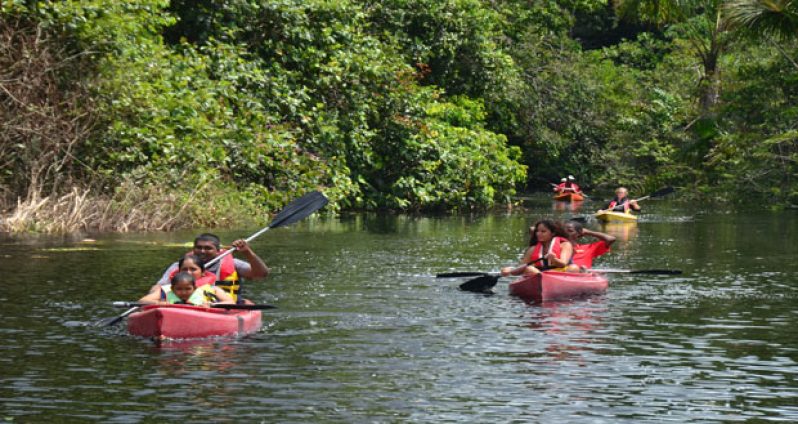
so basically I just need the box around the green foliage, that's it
[4,0,798,233]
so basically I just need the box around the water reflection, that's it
[601,222,639,242]
[552,200,584,213]
[521,298,607,363]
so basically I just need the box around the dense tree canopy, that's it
[1,0,796,231]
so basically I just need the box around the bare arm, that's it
[139,289,164,305]
[547,241,573,268]
[230,239,270,279]
[501,247,535,276]
[581,228,616,247]
[211,287,235,305]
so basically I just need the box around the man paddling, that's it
[151,233,269,301]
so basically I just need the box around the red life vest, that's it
[529,236,570,268]
[167,269,216,287]
[607,197,630,212]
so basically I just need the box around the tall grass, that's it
[0,181,266,234]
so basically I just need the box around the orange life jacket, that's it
[212,250,241,301]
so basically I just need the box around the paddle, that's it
[112,301,278,310]
[439,258,545,293]
[588,268,683,275]
[204,190,329,269]
[97,191,328,326]
[96,306,139,327]
[631,186,675,202]
[570,186,675,220]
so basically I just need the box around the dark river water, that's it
[2,196,797,422]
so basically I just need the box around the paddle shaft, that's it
[113,301,277,310]
[204,191,327,269]
[438,257,545,279]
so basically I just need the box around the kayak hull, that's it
[553,192,584,202]
[508,272,608,302]
[595,210,637,223]
[128,304,262,339]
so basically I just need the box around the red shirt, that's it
[572,241,610,268]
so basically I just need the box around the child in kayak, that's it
[602,187,640,213]
[563,220,616,272]
[138,256,235,306]
[501,219,573,277]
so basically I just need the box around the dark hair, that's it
[528,220,567,246]
[170,271,196,287]
[194,233,221,249]
[178,253,206,272]
[565,220,583,233]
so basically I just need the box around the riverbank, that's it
[0,182,266,234]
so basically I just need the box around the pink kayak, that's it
[508,271,608,302]
[128,304,262,339]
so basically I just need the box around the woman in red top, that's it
[501,220,573,277]
[563,220,616,272]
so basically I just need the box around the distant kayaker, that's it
[139,259,235,306]
[553,175,581,194]
[603,187,640,213]
[501,220,573,277]
[150,233,270,302]
[563,220,616,272]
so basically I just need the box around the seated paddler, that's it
[500,219,574,277]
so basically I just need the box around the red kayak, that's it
[128,304,262,339]
[508,271,608,302]
[553,191,584,202]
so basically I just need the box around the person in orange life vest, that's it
[563,220,616,272]
[500,219,573,277]
[139,257,234,305]
[149,233,270,298]
[603,187,640,213]
[553,177,568,193]
[565,175,581,193]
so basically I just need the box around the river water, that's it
[1,196,797,422]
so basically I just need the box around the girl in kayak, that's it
[138,255,235,306]
[563,220,616,272]
[501,219,573,277]
[603,187,640,213]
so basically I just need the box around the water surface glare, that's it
[1,197,797,422]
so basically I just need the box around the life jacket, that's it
[529,236,571,269]
[607,197,631,213]
[163,285,219,306]
[566,182,581,192]
[167,269,216,287]
[211,250,241,302]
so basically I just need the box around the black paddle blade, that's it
[269,191,329,229]
[459,275,501,293]
[436,271,490,278]
[650,186,675,198]
[97,306,140,326]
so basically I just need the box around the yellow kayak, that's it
[595,210,638,223]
